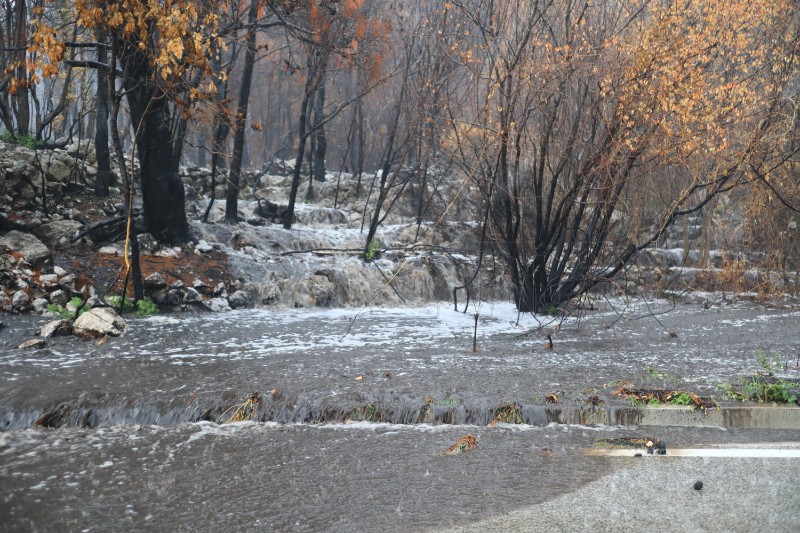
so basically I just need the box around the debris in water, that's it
[488,402,523,425]
[355,375,365,381]
[34,403,72,428]
[613,386,716,411]
[657,438,667,455]
[219,392,262,423]
[585,395,603,406]
[545,393,558,404]
[694,481,703,491]
[418,397,435,424]
[594,436,665,451]
[444,434,478,455]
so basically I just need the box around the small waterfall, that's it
[1,395,645,430]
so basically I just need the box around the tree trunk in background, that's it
[225,0,259,223]
[682,215,690,266]
[107,35,143,301]
[312,68,328,184]
[11,0,29,136]
[93,31,113,197]
[196,134,206,168]
[284,75,315,230]
[352,82,365,197]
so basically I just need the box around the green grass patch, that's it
[364,239,380,261]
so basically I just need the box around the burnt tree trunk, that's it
[119,42,190,245]
[93,31,113,197]
[225,0,259,223]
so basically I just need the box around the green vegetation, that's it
[1,131,44,149]
[364,239,380,261]
[643,367,684,388]
[106,295,159,317]
[669,392,693,405]
[46,297,87,319]
[647,398,661,407]
[717,351,799,404]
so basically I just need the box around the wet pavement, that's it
[2,422,799,532]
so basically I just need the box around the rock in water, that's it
[18,338,46,349]
[38,319,73,338]
[73,308,128,338]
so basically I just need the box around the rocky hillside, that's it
[1,139,797,317]
[0,140,503,315]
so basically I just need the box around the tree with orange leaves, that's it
[447,0,800,312]
[26,0,224,244]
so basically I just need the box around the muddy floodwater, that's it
[1,298,800,531]
[2,422,800,532]
[2,299,799,428]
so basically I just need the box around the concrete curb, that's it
[591,405,800,429]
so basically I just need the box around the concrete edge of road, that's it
[560,404,800,429]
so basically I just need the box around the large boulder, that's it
[72,307,128,338]
[44,158,74,182]
[0,231,51,267]
[32,220,82,247]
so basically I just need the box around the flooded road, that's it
[3,422,799,532]
[1,299,799,428]
[1,298,799,531]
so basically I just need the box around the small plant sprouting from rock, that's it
[364,239,380,261]
[669,392,693,405]
[134,299,159,317]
